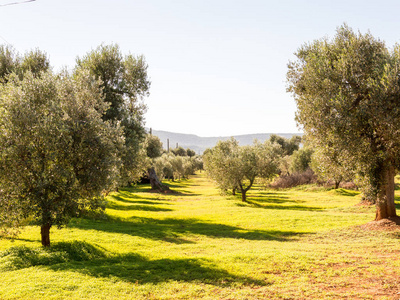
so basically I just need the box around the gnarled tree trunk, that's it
[148,167,170,193]
[238,177,255,202]
[375,165,397,220]
[41,223,51,247]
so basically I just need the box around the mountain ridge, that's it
[150,129,302,154]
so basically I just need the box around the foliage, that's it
[203,138,280,201]
[269,134,301,156]
[0,71,124,245]
[18,48,50,77]
[0,45,50,83]
[0,45,18,82]
[186,148,196,157]
[171,146,187,156]
[290,147,313,173]
[311,147,354,189]
[153,153,203,181]
[287,24,400,219]
[75,44,150,185]
[144,134,163,159]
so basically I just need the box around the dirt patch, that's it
[359,217,400,231]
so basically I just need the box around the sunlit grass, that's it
[0,172,399,299]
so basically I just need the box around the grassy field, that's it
[1,173,400,299]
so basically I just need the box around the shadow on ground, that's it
[68,216,304,244]
[0,241,267,287]
[331,188,359,197]
[237,199,323,211]
[232,191,322,211]
[107,202,173,212]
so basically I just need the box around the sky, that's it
[1,0,400,137]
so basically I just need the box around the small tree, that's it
[145,134,164,159]
[144,134,171,192]
[269,134,302,156]
[290,147,313,174]
[0,71,123,246]
[186,148,196,157]
[204,138,280,202]
[171,146,187,157]
[311,147,354,189]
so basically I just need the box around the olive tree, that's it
[143,134,171,192]
[269,134,301,156]
[75,44,150,185]
[311,147,354,189]
[290,147,313,174]
[144,134,164,159]
[204,138,280,202]
[0,71,124,246]
[287,24,400,220]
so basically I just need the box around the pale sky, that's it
[1,0,400,136]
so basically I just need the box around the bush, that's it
[270,169,317,188]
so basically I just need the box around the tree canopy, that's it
[0,45,50,82]
[287,24,400,220]
[75,44,150,185]
[269,134,301,156]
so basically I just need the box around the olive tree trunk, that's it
[238,177,255,202]
[41,223,51,247]
[148,167,170,192]
[240,190,248,202]
[375,165,397,220]
[334,179,341,189]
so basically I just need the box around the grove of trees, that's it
[145,135,203,184]
[0,44,150,246]
[2,23,399,248]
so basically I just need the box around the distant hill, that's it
[150,129,302,154]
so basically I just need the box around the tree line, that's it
[0,44,151,246]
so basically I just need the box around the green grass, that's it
[1,173,400,299]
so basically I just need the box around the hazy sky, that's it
[1,0,400,136]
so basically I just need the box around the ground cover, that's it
[0,173,399,299]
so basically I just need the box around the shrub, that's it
[270,169,317,188]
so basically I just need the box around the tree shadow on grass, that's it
[50,253,267,287]
[0,241,108,271]
[234,191,322,211]
[331,188,359,197]
[110,191,170,204]
[68,216,304,244]
[107,202,173,212]
[236,199,323,211]
[1,241,267,287]
[247,195,300,204]
[116,187,201,200]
